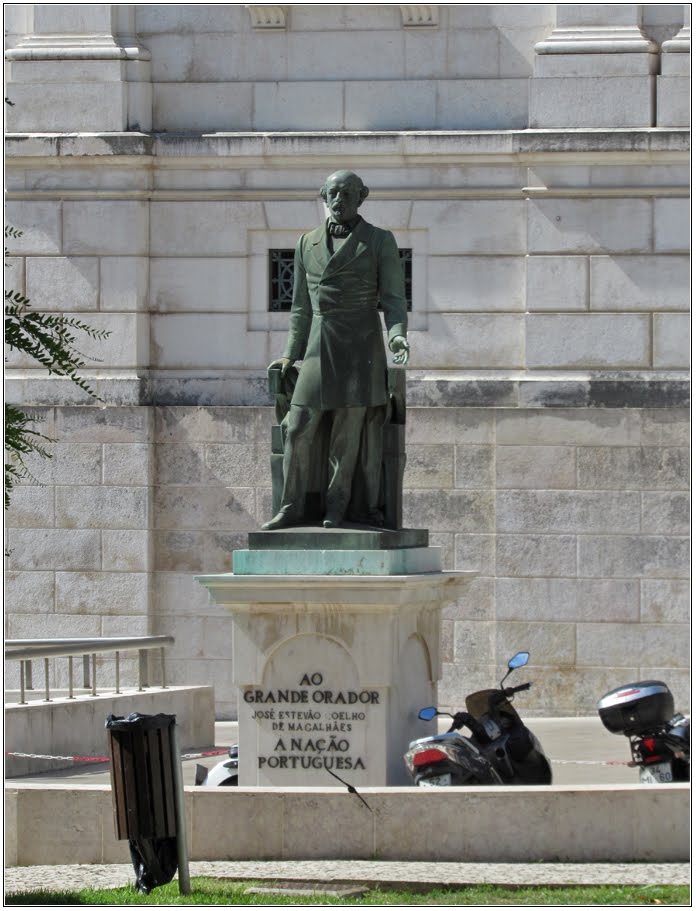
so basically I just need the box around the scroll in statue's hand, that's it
[389,335,410,367]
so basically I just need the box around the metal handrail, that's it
[5,636,174,659]
[5,636,175,705]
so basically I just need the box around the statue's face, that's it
[324,173,363,224]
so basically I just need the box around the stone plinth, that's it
[196,571,474,786]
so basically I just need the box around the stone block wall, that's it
[161,400,688,716]
[6,399,689,716]
[4,406,153,690]
[428,405,690,714]
[6,5,689,132]
[4,5,690,718]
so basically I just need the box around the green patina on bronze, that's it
[262,170,410,532]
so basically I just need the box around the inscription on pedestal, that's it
[244,673,378,774]
[240,634,383,785]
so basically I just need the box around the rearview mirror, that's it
[508,651,529,670]
[418,706,438,721]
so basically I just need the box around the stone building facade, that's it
[5,4,690,717]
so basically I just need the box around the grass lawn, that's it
[4,878,690,905]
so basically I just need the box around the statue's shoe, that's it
[262,511,301,531]
[322,514,343,528]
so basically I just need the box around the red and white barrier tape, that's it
[6,750,630,766]
[7,752,109,763]
[553,759,631,766]
[6,748,230,763]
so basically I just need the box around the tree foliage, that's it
[4,404,53,509]
[5,225,110,508]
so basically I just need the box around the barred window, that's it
[268,248,413,312]
[268,249,295,312]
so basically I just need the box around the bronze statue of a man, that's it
[263,169,409,530]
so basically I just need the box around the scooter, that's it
[404,651,552,787]
[597,680,690,784]
[195,744,239,786]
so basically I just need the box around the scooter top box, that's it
[597,680,674,735]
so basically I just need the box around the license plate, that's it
[419,773,452,787]
[639,761,673,784]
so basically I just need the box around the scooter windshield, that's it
[466,689,522,725]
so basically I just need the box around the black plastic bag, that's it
[128,836,178,894]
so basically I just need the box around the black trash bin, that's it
[106,712,185,894]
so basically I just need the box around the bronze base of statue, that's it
[249,524,429,552]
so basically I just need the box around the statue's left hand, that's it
[267,357,294,377]
[389,335,410,366]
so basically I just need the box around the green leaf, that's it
[4,404,54,510]
[4,225,111,507]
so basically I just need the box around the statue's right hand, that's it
[267,357,293,377]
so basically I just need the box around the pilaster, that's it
[657,5,691,127]
[4,4,151,132]
[530,5,658,128]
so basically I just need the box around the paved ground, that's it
[8,717,640,786]
[3,860,691,895]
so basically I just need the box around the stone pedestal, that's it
[197,529,474,786]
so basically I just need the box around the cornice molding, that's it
[4,374,690,410]
[5,130,689,163]
[4,187,689,203]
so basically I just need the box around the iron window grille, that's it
[269,248,413,312]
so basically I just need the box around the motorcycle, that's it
[404,651,552,787]
[597,680,690,784]
[195,744,239,787]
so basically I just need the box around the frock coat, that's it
[282,218,408,410]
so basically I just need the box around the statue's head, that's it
[320,170,370,224]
